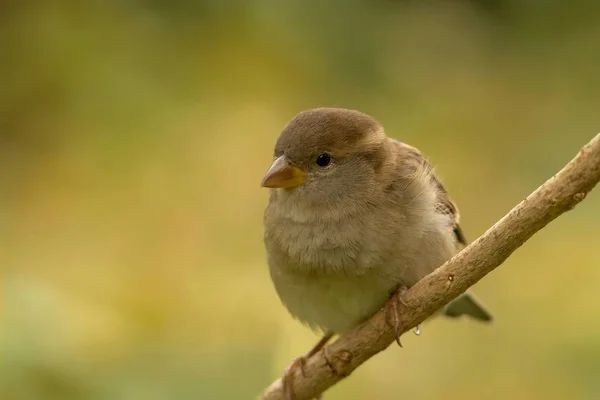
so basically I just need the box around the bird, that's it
[260,107,492,399]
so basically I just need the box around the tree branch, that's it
[260,133,600,400]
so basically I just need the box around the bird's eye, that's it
[315,153,332,167]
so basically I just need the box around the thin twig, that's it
[260,133,600,400]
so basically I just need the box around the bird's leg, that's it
[384,285,410,347]
[282,333,333,400]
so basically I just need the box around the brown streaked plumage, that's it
[261,107,492,399]
[400,142,468,246]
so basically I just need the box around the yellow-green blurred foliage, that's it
[1,1,600,399]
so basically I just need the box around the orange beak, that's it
[260,156,306,188]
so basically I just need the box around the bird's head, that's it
[261,108,389,207]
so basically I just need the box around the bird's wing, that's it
[396,141,493,323]
[398,142,467,247]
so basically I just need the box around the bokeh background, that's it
[2,1,600,399]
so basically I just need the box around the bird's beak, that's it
[260,156,306,188]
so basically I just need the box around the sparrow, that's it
[261,108,492,399]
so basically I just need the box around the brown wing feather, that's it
[398,142,467,247]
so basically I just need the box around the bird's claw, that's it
[384,285,410,347]
[282,356,307,400]
[281,335,332,400]
[396,285,410,307]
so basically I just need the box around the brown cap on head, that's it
[261,108,387,189]
[274,108,385,160]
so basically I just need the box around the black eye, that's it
[315,153,332,167]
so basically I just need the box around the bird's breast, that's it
[263,187,419,277]
[267,216,367,273]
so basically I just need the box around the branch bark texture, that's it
[260,133,600,400]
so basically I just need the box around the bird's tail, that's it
[443,292,493,322]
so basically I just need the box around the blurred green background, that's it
[1,1,600,399]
